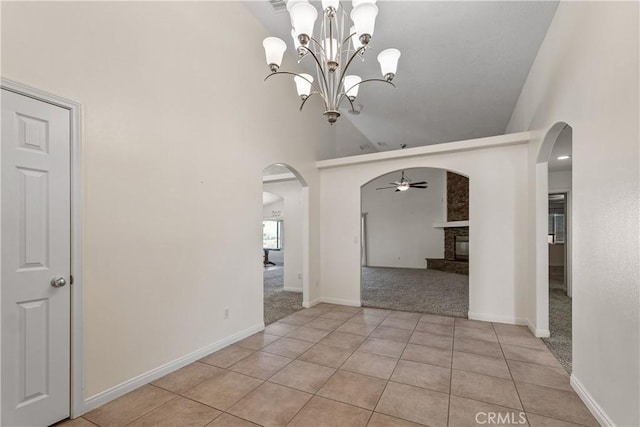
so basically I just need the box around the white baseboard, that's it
[570,374,614,427]
[527,319,550,338]
[303,298,321,308]
[283,287,303,293]
[468,312,528,326]
[83,322,264,413]
[320,297,362,307]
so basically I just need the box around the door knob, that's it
[50,277,67,288]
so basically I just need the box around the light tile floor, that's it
[59,304,598,427]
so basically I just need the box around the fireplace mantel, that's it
[432,221,469,228]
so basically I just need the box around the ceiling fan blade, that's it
[410,185,428,189]
[376,186,397,190]
[411,181,427,185]
[390,182,401,185]
[395,189,401,192]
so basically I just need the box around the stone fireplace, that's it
[426,172,469,275]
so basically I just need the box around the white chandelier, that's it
[262,0,401,124]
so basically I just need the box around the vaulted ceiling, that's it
[245,1,558,155]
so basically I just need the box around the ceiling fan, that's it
[376,171,428,192]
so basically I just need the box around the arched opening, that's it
[536,122,573,372]
[262,164,310,324]
[360,167,470,316]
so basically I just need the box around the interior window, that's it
[263,220,283,249]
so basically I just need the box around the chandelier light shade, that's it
[286,0,307,13]
[262,0,400,124]
[321,0,340,11]
[352,0,377,8]
[290,3,318,40]
[350,25,363,50]
[263,37,288,72]
[294,74,314,98]
[350,3,378,41]
[344,75,362,99]
[377,48,401,80]
[322,38,340,62]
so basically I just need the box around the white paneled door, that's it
[2,89,71,426]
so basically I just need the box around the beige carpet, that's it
[361,266,468,318]
[263,264,303,325]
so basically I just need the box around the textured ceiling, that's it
[245,1,558,155]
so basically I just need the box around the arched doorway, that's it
[536,123,573,371]
[262,164,310,324]
[360,167,470,317]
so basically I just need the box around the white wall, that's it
[361,168,445,268]
[263,180,304,292]
[263,199,284,220]
[506,2,639,425]
[319,134,531,322]
[549,171,572,192]
[1,1,334,402]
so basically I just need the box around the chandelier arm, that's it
[336,46,367,95]
[263,71,325,98]
[300,46,331,100]
[299,91,320,112]
[341,32,356,49]
[336,78,396,109]
[344,93,357,113]
[308,36,328,60]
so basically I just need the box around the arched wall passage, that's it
[262,163,311,309]
[318,133,531,324]
[532,122,573,337]
[360,167,468,268]
[360,167,470,316]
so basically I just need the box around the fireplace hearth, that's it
[455,235,469,261]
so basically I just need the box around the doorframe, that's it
[1,78,84,418]
[548,190,572,298]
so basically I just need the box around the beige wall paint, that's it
[507,2,639,424]
[1,1,334,398]
[319,137,530,322]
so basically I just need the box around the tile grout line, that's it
[368,311,423,425]
[121,386,180,427]
[493,322,528,420]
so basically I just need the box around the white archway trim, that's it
[534,162,551,337]
[262,164,311,307]
[532,121,572,338]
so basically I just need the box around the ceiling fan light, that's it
[290,2,317,42]
[377,48,401,80]
[344,75,362,98]
[351,3,378,40]
[398,184,410,191]
[294,73,314,98]
[262,37,288,71]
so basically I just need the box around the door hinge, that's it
[70,275,74,285]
